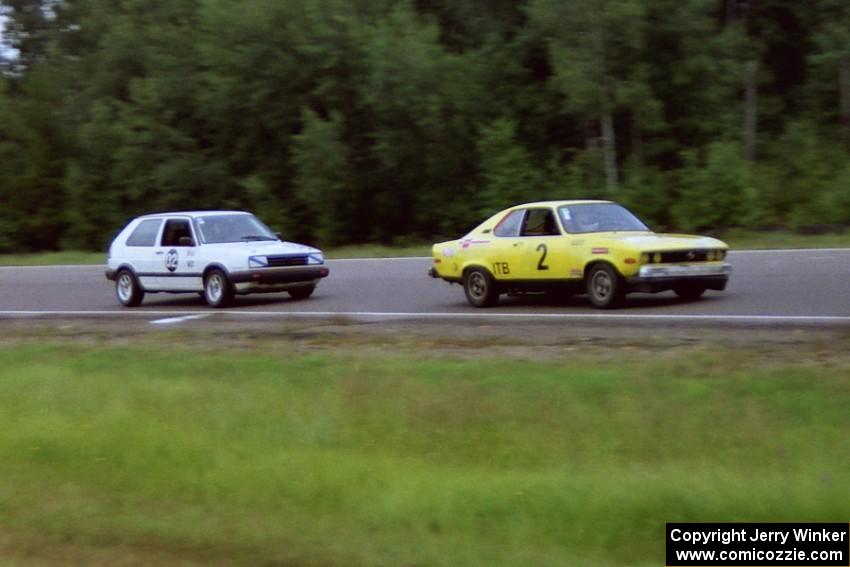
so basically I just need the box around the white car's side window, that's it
[126,219,163,247]
[160,219,195,247]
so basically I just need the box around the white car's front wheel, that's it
[204,269,234,308]
[288,285,316,300]
[115,269,144,307]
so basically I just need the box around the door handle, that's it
[512,242,523,247]
[155,251,164,255]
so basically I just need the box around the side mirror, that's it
[178,236,194,247]
[275,232,282,240]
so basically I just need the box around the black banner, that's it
[666,523,850,566]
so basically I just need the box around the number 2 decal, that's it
[536,243,549,270]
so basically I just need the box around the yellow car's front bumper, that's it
[627,263,731,293]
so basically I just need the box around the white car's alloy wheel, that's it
[204,269,233,307]
[117,273,133,302]
[206,273,223,303]
[115,269,144,307]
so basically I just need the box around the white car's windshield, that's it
[196,214,278,244]
[558,203,650,234]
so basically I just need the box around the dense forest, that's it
[0,0,848,251]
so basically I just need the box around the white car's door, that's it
[144,217,203,291]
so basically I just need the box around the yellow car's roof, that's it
[504,200,612,210]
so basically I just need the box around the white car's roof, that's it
[136,210,252,219]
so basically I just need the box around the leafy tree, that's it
[0,65,67,251]
[1,0,849,252]
[808,0,850,148]
[673,141,756,231]
[528,0,651,193]
[476,118,543,215]
[291,109,354,245]
[0,0,58,72]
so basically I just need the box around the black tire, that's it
[463,267,499,307]
[586,263,624,309]
[115,269,144,307]
[288,285,316,300]
[674,285,707,301]
[203,268,234,308]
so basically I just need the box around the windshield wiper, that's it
[239,235,276,241]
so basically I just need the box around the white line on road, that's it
[1,310,849,324]
[149,314,210,325]
[728,248,850,254]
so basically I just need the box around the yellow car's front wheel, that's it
[674,285,707,301]
[586,264,624,309]
[464,267,500,308]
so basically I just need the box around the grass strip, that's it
[0,344,847,566]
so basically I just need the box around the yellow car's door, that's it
[513,207,579,280]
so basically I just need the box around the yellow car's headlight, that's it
[653,253,662,264]
[640,253,650,264]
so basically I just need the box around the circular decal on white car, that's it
[165,248,179,272]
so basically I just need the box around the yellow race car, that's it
[428,200,731,308]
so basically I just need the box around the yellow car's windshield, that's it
[558,203,650,234]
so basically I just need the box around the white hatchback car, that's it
[106,211,329,307]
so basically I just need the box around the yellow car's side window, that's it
[520,209,561,238]
[493,210,524,238]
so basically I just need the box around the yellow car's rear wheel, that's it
[464,267,499,308]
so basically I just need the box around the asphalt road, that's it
[1,249,849,325]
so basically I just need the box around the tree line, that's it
[1,0,848,252]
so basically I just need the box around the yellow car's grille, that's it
[647,249,726,263]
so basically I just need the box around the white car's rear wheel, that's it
[204,269,234,308]
[116,269,144,307]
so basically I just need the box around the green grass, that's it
[324,243,431,258]
[720,228,850,250]
[0,250,106,266]
[0,344,848,566]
